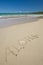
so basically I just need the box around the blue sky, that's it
[0,0,43,13]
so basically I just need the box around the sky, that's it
[0,0,43,13]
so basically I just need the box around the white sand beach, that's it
[0,15,43,65]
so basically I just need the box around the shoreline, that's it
[0,15,43,28]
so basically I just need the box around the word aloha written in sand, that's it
[5,33,39,63]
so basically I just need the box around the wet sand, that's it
[0,15,43,65]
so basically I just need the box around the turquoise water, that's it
[0,13,43,17]
[0,13,30,16]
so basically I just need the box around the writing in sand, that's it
[5,33,39,63]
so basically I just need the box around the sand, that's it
[0,15,43,65]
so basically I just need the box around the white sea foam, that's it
[0,16,2,18]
